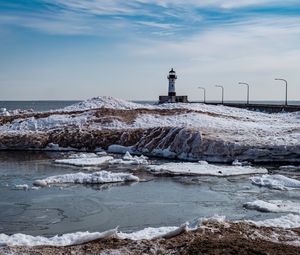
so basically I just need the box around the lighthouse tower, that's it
[167,68,177,97]
[159,68,187,103]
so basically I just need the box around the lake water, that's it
[0,100,299,112]
[0,151,299,237]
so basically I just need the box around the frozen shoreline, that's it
[1,215,300,247]
[0,96,299,163]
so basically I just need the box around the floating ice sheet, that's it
[54,156,113,166]
[249,214,300,229]
[33,170,139,186]
[244,200,300,213]
[148,161,267,176]
[251,174,300,190]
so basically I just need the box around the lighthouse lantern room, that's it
[159,68,188,103]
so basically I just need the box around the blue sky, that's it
[0,0,300,101]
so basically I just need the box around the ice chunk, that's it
[109,152,148,165]
[148,162,267,176]
[15,184,29,190]
[34,171,139,186]
[244,200,300,213]
[54,156,113,166]
[44,143,78,151]
[108,145,133,154]
[251,174,300,190]
[118,226,179,240]
[0,228,118,247]
[33,180,47,187]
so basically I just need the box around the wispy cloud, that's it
[1,0,300,36]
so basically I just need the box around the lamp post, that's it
[198,87,206,103]
[274,78,288,106]
[238,82,250,104]
[215,85,224,104]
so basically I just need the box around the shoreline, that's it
[1,219,300,255]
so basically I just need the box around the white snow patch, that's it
[148,162,267,176]
[0,113,91,132]
[244,200,300,214]
[251,174,300,190]
[33,171,139,186]
[54,156,113,166]
[62,96,145,111]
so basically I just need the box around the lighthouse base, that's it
[159,95,188,104]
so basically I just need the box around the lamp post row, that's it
[198,78,288,105]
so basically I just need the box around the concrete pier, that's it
[192,102,300,113]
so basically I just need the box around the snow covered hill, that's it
[0,96,299,163]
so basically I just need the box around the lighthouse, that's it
[168,68,177,97]
[158,68,188,103]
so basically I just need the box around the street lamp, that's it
[274,78,288,106]
[198,87,206,103]
[215,85,224,104]
[238,82,250,104]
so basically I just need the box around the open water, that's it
[0,151,300,236]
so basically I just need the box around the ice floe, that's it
[148,161,267,176]
[279,165,300,171]
[54,156,113,166]
[250,214,300,228]
[15,184,29,190]
[244,200,300,213]
[250,174,300,190]
[33,171,139,186]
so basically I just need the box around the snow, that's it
[1,97,299,153]
[54,156,113,166]
[250,174,300,190]
[33,171,139,186]
[250,214,300,229]
[0,108,10,116]
[0,228,118,247]
[0,112,91,132]
[148,161,268,176]
[244,200,300,213]
[62,96,146,111]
